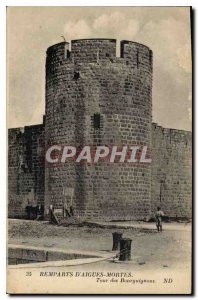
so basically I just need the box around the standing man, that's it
[155,207,165,232]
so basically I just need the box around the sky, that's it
[7,7,192,131]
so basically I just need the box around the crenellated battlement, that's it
[71,39,116,63]
[121,40,152,71]
[46,39,152,71]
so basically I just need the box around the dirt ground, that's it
[8,219,191,272]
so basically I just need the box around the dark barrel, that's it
[119,238,132,261]
[112,232,123,251]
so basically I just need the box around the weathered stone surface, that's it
[45,39,152,220]
[8,39,192,220]
[8,123,45,218]
[151,123,192,218]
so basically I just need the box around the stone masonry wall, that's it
[8,123,45,218]
[8,38,192,220]
[151,123,192,218]
[45,39,152,220]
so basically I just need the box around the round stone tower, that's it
[45,39,153,220]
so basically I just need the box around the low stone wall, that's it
[8,246,98,265]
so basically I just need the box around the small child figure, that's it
[155,207,165,232]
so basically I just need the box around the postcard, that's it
[7,6,192,294]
